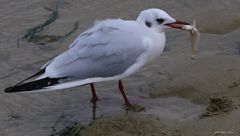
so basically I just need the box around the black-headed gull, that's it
[5,8,190,106]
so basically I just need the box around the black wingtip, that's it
[4,84,30,93]
[5,86,16,93]
[4,77,63,93]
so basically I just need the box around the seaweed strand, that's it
[22,6,59,41]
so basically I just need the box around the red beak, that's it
[165,20,190,29]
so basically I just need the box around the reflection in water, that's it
[50,113,80,136]
[92,104,97,120]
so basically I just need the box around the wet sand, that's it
[0,0,240,136]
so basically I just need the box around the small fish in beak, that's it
[166,20,200,59]
[181,20,200,59]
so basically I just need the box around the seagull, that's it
[5,8,189,106]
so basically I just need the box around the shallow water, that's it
[1,0,240,136]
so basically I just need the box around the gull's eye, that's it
[156,18,164,24]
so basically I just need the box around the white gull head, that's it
[136,8,176,32]
[137,8,190,33]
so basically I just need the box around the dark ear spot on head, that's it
[145,21,152,27]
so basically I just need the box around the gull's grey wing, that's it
[45,19,148,79]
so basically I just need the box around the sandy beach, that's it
[0,0,240,136]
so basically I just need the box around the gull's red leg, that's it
[90,83,98,105]
[118,80,131,106]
